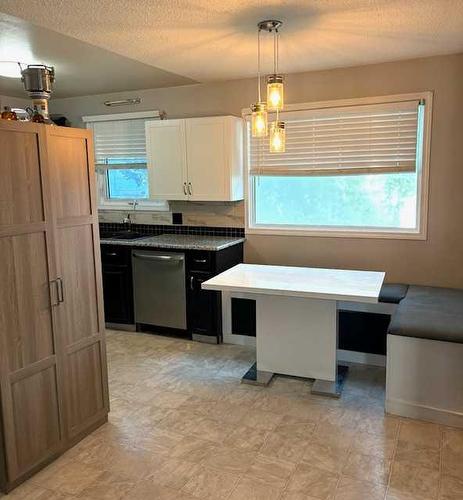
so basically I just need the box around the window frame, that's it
[243,92,432,240]
[95,167,168,211]
[85,111,169,212]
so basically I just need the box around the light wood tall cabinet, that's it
[146,115,243,201]
[0,121,109,493]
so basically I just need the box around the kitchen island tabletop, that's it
[202,263,385,397]
[202,263,384,303]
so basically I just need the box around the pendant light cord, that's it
[274,28,280,121]
[257,28,262,102]
[273,29,277,75]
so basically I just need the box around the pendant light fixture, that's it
[251,26,267,137]
[267,74,284,111]
[250,20,286,152]
[270,120,286,153]
[251,102,267,138]
[267,23,284,112]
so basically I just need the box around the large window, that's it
[84,111,167,210]
[246,93,431,238]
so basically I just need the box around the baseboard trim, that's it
[337,349,386,367]
[192,334,219,344]
[386,397,463,428]
[223,333,256,347]
[105,322,136,332]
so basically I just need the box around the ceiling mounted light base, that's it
[258,20,282,33]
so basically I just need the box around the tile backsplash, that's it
[100,222,244,238]
[98,200,244,228]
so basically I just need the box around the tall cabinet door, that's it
[146,119,188,200]
[46,127,109,441]
[0,122,63,485]
[185,117,229,201]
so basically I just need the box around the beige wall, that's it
[50,53,463,288]
[0,94,30,109]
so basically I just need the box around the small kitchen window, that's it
[83,111,168,210]
[245,92,432,239]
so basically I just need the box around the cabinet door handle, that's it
[188,182,192,195]
[106,252,118,257]
[133,253,184,263]
[190,276,195,291]
[50,279,60,306]
[57,277,65,303]
[193,259,207,264]
[183,182,187,195]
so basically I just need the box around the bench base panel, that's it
[386,398,463,428]
[386,334,463,428]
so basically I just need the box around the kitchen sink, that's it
[101,230,149,240]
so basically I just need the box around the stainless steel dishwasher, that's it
[132,250,187,329]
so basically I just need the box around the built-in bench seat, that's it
[386,285,463,428]
[378,283,409,304]
[388,285,463,342]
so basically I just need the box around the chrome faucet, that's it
[122,212,132,230]
[122,200,138,229]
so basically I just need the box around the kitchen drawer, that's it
[187,251,214,272]
[101,245,131,266]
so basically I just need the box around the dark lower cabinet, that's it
[100,241,244,341]
[187,271,221,342]
[101,245,134,325]
[102,267,134,324]
[185,244,243,342]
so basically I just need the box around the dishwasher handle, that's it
[132,252,184,263]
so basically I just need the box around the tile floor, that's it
[2,330,463,500]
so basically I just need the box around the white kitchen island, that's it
[202,264,385,396]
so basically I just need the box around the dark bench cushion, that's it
[388,286,463,343]
[379,283,409,304]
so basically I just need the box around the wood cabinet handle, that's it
[188,182,192,195]
[183,182,188,195]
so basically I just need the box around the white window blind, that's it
[249,100,423,176]
[88,118,152,169]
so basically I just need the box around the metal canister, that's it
[21,65,55,97]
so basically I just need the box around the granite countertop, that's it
[100,233,245,251]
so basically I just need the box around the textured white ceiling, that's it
[0,13,195,97]
[1,0,463,83]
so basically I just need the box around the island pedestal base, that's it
[223,292,345,397]
[241,362,348,398]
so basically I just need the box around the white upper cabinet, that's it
[146,116,243,201]
[146,119,188,200]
